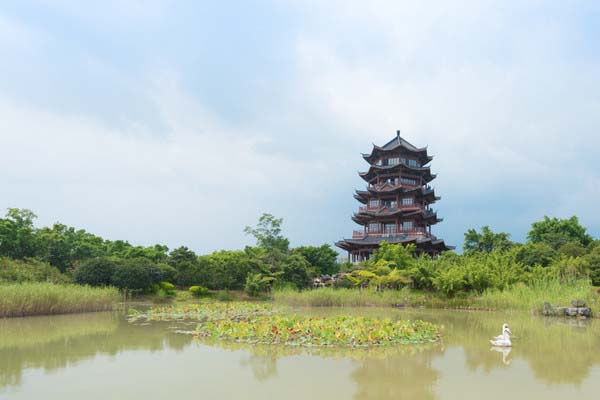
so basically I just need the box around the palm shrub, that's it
[244,273,275,297]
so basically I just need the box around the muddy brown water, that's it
[1,307,599,399]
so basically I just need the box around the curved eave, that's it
[354,193,368,204]
[365,185,438,199]
[336,237,454,253]
[362,142,429,161]
[352,209,440,224]
[359,163,431,176]
[359,166,435,183]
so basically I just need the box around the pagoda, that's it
[336,131,453,262]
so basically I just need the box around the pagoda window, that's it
[383,224,396,234]
[368,222,379,232]
[402,221,414,230]
[387,157,399,166]
[402,197,414,206]
[408,159,419,167]
[400,157,406,164]
[401,176,417,185]
[369,199,380,207]
[383,200,397,209]
[384,177,398,185]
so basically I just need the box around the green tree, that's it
[527,216,592,247]
[463,226,512,254]
[367,241,416,270]
[111,258,162,291]
[281,253,315,289]
[244,213,290,252]
[168,246,204,286]
[583,246,600,286]
[293,244,339,275]
[74,257,116,286]
[514,242,559,267]
[0,208,40,259]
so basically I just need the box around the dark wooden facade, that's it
[336,131,453,262]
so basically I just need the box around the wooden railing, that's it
[358,204,424,213]
[351,227,428,238]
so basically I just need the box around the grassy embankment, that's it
[0,282,120,318]
[273,280,599,313]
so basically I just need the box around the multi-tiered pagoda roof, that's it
[336,131,453,262]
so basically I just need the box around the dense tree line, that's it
[0,209,339,293]
[344,216,600,296]
[1,208,598,297]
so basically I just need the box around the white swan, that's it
[490,323,512,347]
[493,323,512,340]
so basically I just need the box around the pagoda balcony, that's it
[368,182,422,191]
[352,227,428,238]
[358,204,421,213]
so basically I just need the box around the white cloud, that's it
[1,0,599,252]
[0,75,337,251]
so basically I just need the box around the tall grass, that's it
[475,280,597,312]
[0,282,120,317]
[273,287,470,308]
[273,280,598,313]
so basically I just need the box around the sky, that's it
[1,0,599,254]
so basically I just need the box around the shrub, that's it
[159,281,176,296]
[0,257,68,284]
[584,246,600,286]
[189,285,210,297]
[73,257,116,286]
[244,273,275,297]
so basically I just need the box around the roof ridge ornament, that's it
[396,129,401,144]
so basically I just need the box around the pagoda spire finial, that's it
[396,129,401,143]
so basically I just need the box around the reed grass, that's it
[0,282,120,318]
[273,280,598,313]
[475,280,597,312]
[272,287,465,308]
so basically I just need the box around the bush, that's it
[189,285,210,297]
[111,258,162,291]
[245,273,275,297]
[159,281,176,296]
[73,257,116,286]
[0,257,68,284]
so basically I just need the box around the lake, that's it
[1,306,599,399]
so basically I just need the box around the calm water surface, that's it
[1,307,599,399]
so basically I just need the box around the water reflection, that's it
[1,308,600,399]
[490,347,512,365]
[0,312,192,389]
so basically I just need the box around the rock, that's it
[555,307,567,316]
[571,300,587,308]
[577,307,592,318]
[542,302,554,316]
[566,307,579,317]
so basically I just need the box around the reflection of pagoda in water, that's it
[336,131,453,262]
